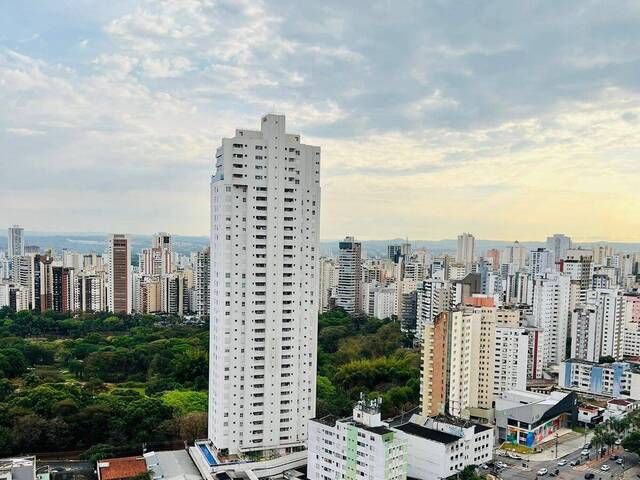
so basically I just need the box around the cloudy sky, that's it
[2,1,640,241]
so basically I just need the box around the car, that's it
[557,459,568,466]
[584,442,592,449]
[508,452,522,459]
[601,465,611,472]
[496,461,508,469]
[585,473,595,479]
[549,473,556,477]
[481,464,489,470]
[615,439,622,445]
[581,449,590,456]
[570,460,580,466]
[537,468,549,476]
[616,458,624,465]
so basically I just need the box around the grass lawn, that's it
[500,442,533,454]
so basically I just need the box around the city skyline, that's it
[3,1,640,240]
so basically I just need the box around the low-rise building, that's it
[495,390,577,448]
[97,457,148,480]
[559,359,634,397]
[0,457,36,480]
[392,415,493,479]
[307,398,407,480]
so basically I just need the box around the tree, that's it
[622,431,640,455]
[599,355,616,364]
[175,412,207,443]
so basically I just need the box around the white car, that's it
[601,465,611,472]
[508,452,522,459]
[557,459,567,466]
[537,468,549,476]
[496,462,508,469]
[581,449,590,456]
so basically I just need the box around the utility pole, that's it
[555,432,559,459]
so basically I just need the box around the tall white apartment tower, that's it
[8,225,24,258]
[456,233,475,268]
[208,114,320,456]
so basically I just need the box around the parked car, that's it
[584,442,592,449]
[616,458,624,465]
[585,473,595,479]
[496,461,508,469]
[557,459,568,466]
[570,459,580,466]
[601,464,611,472]
[508,452,523,459]
[481,464,489,470]
[581,449,590,456]
[537,468,549,476]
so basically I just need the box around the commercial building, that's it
[107,234,131,314]
[308,398,407,480]
[7,225,24,258]
[207,114,319,458]
[495,390,577,448]
[456,233,475,269]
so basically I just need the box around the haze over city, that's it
[2,1,640,240]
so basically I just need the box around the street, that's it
[495,446,637,480]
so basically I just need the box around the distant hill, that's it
[1,232,638,259]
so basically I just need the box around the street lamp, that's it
[555,432,560,459]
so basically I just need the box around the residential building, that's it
[336,236,362,315]
[559,359,633,397]
[570,304,600,362]
[392,416,493,480]
[192,247,210,318]
[208,114,319,456]
[530,248,554,277]
[531,272,571,368]
[308,398,407,480]
[494,325,528,395]
[319,258,338,313]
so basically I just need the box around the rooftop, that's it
[394,422,460,445]
[98,457,147,480]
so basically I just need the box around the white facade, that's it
[530,248,554,277]
[531,272,571,368]
[308,400,407,480]
[362,282,396,319]
[587,288,625,360]
[494,326,528,395]
[208,114,320,455]
[319,258,338,313]
[393,416,493,480]
[570,304,600,362]
[415,279,450,341]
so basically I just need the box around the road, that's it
[496,447,637,480]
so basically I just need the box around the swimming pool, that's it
[197,443,218,466]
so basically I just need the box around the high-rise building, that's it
[546,234,571,262]
[192,247,210,318]
[336,236,362,315]
[493,325,528,394]
[107,234,131,314]
[415,279,451,341]
[319,258,338,313]
[570,304,600,362]
[7,225,24,258]
[531,273,571,368]
[208,114,320,456]
[456,233,475,268]
[530,248,554,277]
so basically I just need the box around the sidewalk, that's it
[527,431,593,462]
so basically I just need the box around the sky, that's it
[2,0,640,241]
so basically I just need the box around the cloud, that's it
[2,0,640,241]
